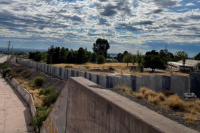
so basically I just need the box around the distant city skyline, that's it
[0,0,199,57]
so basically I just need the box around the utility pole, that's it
[7,41,11,60]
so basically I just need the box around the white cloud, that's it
[0,0,199,54]
[185,3,195,6]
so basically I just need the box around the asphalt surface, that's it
[0,56,34,133]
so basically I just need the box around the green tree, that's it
[123,53,134,67]
[59,47,67,63]
[194,53,200,60]
[34,53,42,62]
[97,55,105,64]
[47,45,55,64]
[91,53,97,63]
[117,53,123,62]
[76,47,87,64]
[174,51,188,62]
[93,38,110,58]
[136,50,144,72]
[144,55,165,72]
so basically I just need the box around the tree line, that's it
[28,38,200,72]
[29,38,110,64]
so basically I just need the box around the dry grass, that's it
[164,95,185,111]
[54,62,128,69]
[143,89,157,98]
[134,93,144,99]
[114,85,200,124]
[184,114,196,124]
[115,85,133,96]
[54,62,190,76]
[157,93,165,101]
[16,78,44,107]
[148,95,160,105]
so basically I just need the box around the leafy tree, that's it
[47,45,55,64]
[34,53,42,62]
[123,53,134,66]
[123,51,128,55]
[93,38,110,58]
[54,47,60,63]
[66,51,73,63]
[76,47,87,64]
[59,47,67,63]
[144,55,165,72]
[174,51,188,70]
[97,55,105,64]
[117,53,124,62]
[29,51,40,59]
[91,53,97,63]
[146,50,159,56]
[136,50,144,72]
[174,51,188,62]
[194,53,200,60]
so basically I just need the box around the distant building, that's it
[106,58,118,63]
[167,59,200,71]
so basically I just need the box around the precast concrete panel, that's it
[171,74,190,96]
[91,74,98,83]
[190,73,200,98]
[136,76,142,92]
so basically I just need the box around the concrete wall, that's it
[171,74,190,96]
[17,59,192,97]
[190,73,200,98]
[40,82,68,133]
[40,77,198,133]
[7,76,36,116]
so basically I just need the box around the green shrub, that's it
[39,87,56,96]
[97,55,105,64]
[109,66,115,71]
[32,105,53,128]
[8,71,19,78]
[2,67,12,77]
[42,91,59,107]
[0,62,8,69]
[65,65,72,68]
[34,77,45,87]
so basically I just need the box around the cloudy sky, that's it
[0,0,200,57]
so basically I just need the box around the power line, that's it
[21,0,72,48]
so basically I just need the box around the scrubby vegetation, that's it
[34,77,45,87]
[0,62,62,130]
[32,105,53,129]
[39,87,59,107]
[114,86,200,124]
[97,55,105,64]
[2,67,12,77]
[32,87,59,128]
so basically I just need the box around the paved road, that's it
[0,56,34,133]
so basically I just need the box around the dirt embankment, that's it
[7,58,66,108]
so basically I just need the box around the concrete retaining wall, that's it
[7,76,36,116]
[190,73,200,98]
[17,59,192,97]
[40,77,198,133]
[171,74,190,96]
